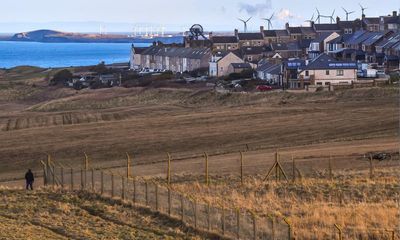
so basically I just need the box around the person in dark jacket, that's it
[25,169,34,190]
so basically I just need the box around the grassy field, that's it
[0,187,210,240]
[0,67,399,239]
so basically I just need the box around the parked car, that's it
[256,85,273,92]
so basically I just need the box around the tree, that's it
[50,69,73,86]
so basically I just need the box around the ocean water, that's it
[0,41,152,68]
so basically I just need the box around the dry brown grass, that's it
[169,168,400,239]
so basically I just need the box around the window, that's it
[325,82,330,85]
[305,71,309,77]
[326,70,330,75]
[317,82,322,85]
[337,70,344,76]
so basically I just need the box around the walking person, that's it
[25,169,34,190]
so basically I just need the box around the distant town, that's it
[20,8,400,92]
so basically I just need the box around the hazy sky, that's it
[0,0,399,33]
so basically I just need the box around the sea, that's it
[0,38,181,69]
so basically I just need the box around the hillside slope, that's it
[0,188,207,240]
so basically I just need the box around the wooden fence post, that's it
[41,161,47,186]
[221,204,226,236]
[269,215,275,240]
[61,167,64,189]
[70,168,74,190]
[207,203,211,231]
[193,199,198,228]
[80,168,84,190]
[369,154,374,179]
[236,208,240,240]
[100,171,104,195]
[145,181,149,206]
[121,176,125,200]
[91,168,95,192]
[284,218,292,240]
[204,152,209,186]
[84,152,89,189]
[167,153,171,185]
[252,212,257,240]
[334,224,343,240]
[329,155,333,180]
[180,194,184,222]
[240,151,244,185]
[292,155,295,182]
[126,152,131,179]
[155,183,159,211]
[133,178,137,204]
[111,174,115,198]
[168,187,172,216]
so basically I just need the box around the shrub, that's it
[50,69,72,86]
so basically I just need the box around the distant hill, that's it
[6,29,183,44]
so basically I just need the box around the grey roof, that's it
[241,46,266,55]
[302,53,357,70]
[301,27,317,35]
[344,30,367,45]
[256,62,275,71]
[212,36,238,43]
[238,33,264,40]
[386,16,400,24]
[231,63,252,69]
[275,30,290,37]
[363,17,380,25]
[263,30,277,37]
[257,63,281,75]
[312,32,336,43]
[376,33,400,49]
[288,27,302,34]
[362,32,386,46]
[314,24,340,31]
[141,46,211,59]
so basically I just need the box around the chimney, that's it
[310,21,315,29]
[208,32,213,40]
[336,16,340,23]
[285,22,290,30]
[234,29,239,37]
[393,11,397,17]
[260,26,264,33]
[362,14,366,20]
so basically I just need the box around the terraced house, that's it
[137,45,211,73]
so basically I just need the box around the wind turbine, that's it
[342,7,355,21]
[306,13,315,23]
[238,17,252,32]
[329,10,336,24]
[316,8,322,24]
[261,13,274,30]
[359,3,367,16]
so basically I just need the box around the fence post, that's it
[121,176,125,200]
[334,224,343,240]
[84,152,89,189]
[126,152,131,179]
[240,151,244,185]
[180,194,184,222]
[155,183,159,211]
[329,155,333,180]
[168,187,172,216]
[91,168,95,192]
[41,161,47,186]
[251,212,257,240]
[284,218,292,240]
[167,153,171,185]
[292,155,295,182]
[111,174,115,198]
[221,205,226,236]
[207,202,211,232]
[51,163,55,188]
[236,208,240,240]
[204,152,209,186]
[61,167,64,189]
[80,168,84,190]
[145,181,149,206]
[269,215,275,240]
[369,154,374,179]
[193,199,198,229]
[133,178,137,204]
[100,171,104,195]
[70,168,74,190]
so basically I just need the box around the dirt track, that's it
[0,86,398,182]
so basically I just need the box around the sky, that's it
[0,0,399,33]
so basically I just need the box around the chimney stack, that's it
[285,22,290,30]
[260,26,265,33]
[208,32,213,40]
[234,29,239,37]
[336,16,341,23]
[393,11,397,17]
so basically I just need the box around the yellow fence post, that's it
[126,152,131,179]
[204,152,209,186]
[283,217,292,240]
[84,152,89,188]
